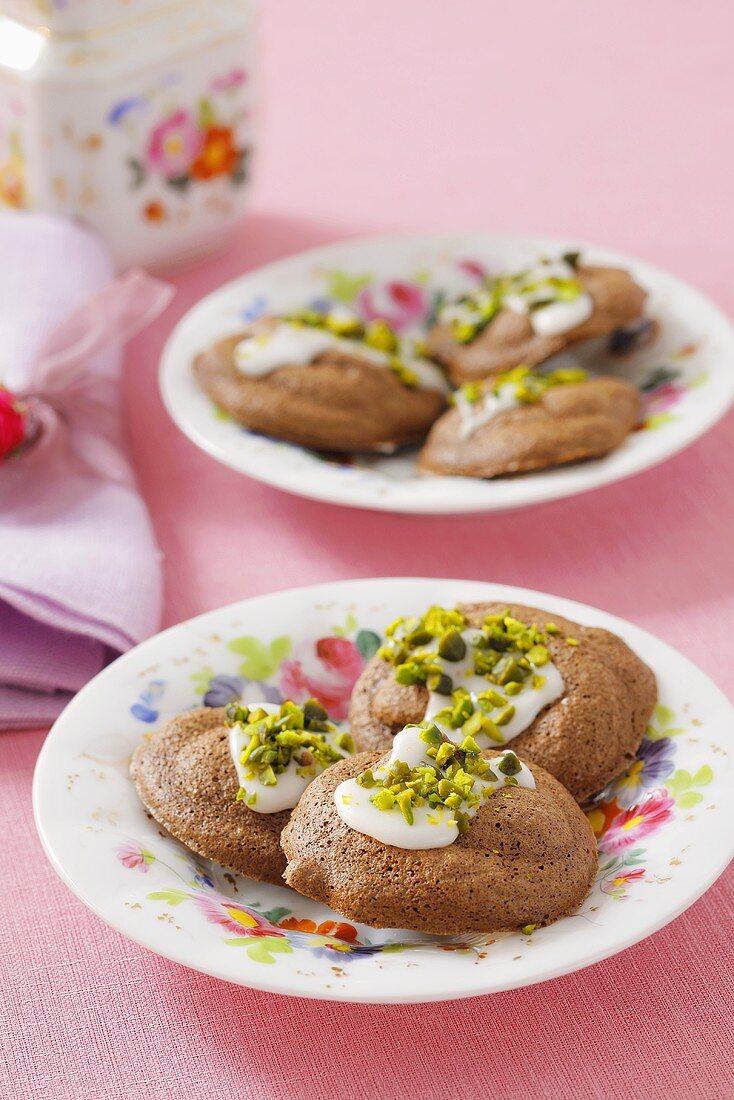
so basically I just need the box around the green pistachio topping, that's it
[378,605,555,705]
[497,750,522,776]
[226,699,348,790]
[442,256,587,344]
[356,722,501,832]
[452,364,588,409]
[284,308,427,389]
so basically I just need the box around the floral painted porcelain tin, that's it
[0,0,257,270]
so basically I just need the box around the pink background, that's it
[3,2,733,1097]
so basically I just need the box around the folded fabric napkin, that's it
[0,211,174,730]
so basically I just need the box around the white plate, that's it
[160,233,734,514]
[34,579,733,1003]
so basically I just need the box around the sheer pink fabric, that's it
[0,213,173,728]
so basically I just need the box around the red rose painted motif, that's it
[280,636,364,720]
[356,279,431,332]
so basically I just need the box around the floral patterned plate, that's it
[33,579,733,1003]
[160,233,734,514]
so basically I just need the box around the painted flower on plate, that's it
[202,674,246,708]
[598,790,675,854]
[280,923,383,960]
[240,295,269,323]
[355,279,431,332]
[456,258,487,282]
[280,636,364,720]
[601,866,647,896]
[194,893,284,939]
[278,917,359,942]
[610,737,676,808]
[645,381,686,416]
[145,109,203,179]
[117,843,155,872]
[201,671,282,709]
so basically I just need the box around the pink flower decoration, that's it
[646,382,685,415]
[601,867,646,895]
[356,280,430,332]
[211,68,248,93]
[193,893,283,939]
[117,843,154,872]
[598,790,675,854]
[145,109,203,179]
[456,259,487,282]
[280,636,364,720]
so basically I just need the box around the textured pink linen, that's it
[3,1,734,1096]
[0,213,173,727]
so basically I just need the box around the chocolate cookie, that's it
[130,707,288,885]
[419,375,641,478]
[426,264,647,384]
[193,317,447,453]
[281,750,598,935]
[349,603,657,803]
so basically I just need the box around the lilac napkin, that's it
[0,211,173,729]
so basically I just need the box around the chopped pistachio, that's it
[480,717,504,744]
[497,751,522,776]
[454,322,477,344]
[377,605,557,735]
[365,319,398,353]
[527,644,549,667]
[396,662,424,685]
[325,312,364,337]
[478,688,508,708]
[440,257,588,344]
[372,788,395,811]
[462,710,484,738]
[226,698,349,791]
[396,789,415,824]
[283,308,432,391]
[303,699,328,723]
[438,629,467,662]
[428,670,453,696]
[494,704,516,727]
[495,658,527,686]
[358,720,512,826]
[435,742,456,768]
[419,724,443,747]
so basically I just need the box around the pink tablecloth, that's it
[3,1,732,1096]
